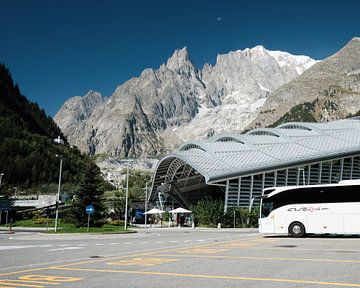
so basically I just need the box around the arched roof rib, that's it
[178,139,254,155]
[277,122,326,134]
[178,142,207,153]
[246,128,283,137]
[152,118,360,193]
[211,133,254,146]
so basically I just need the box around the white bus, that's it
[259,180,360,237]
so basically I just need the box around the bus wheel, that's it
[288,222,306,237]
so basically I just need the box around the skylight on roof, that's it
[279,124,312,131]
[249,130,280,137]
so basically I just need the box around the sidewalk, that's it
[0,226,54,233]
[132,224,258,233]
[0,225,259,234]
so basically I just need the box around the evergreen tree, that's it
[69,162,106,227]
[108,190,125,224]
[0,63,87,190]
[192,197,224,226]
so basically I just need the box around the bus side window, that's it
[343,185,360,202]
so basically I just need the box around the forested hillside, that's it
[0,63,89,191]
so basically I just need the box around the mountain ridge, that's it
[54,44,318,157]
[248,37,360,129]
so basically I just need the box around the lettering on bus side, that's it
[287,207,329,212]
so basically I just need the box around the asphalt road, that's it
[1,228,360,287]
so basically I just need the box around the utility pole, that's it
[124,165,129,231]
[0,173,4,187]
[144,182,148,229]
[53,136,64,233]
[54,155,63,232]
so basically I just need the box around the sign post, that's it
[0,199,10,226]
[85,205,94,233]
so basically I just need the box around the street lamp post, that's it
[54,155,63,232]
[13,187,17,200]
[144,182,148,229]
[0,173,4,186]
[124,165,129,231]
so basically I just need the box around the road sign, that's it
[85,205,94,233]
[0,198,11,211]
[85,205,94,215]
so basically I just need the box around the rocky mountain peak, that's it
[53,90,107,141]
[166,46,193,71]
[248,36,360,129]
[84,90,102,99]
[244,45,268,57]
[329,37,360,67]
[348,37,360,44]
[55,44,319,158]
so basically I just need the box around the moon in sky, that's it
[217,17,222,22]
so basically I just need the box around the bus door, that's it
[271,207,287,233]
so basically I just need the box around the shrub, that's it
[33,217,49,224]
[192,197,224,227]
[192,198,260,228]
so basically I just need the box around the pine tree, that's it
[69,162,106,227]
[0,63,86,189]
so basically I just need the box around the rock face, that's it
[249,37,360,128]
[54,90,108,152]
[169,46,316,142]
[54,46,317,157]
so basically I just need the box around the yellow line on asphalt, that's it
[252,247,360,253]
[0,236,262,277]
[0,280,58,285]
[50,267,360,287]
[49,237,264,268]
[0,281,43,288]
[156,253,360,263]
[0,269,47,278]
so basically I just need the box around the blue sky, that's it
[1,0,360,116]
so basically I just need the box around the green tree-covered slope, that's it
[0,63,88,191]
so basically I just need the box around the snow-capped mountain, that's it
[54,45,317,157]
[249,37,360,128]
[163,45,317,143]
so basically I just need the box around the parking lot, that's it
[1,229,360,287]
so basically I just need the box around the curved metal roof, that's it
[151,118,360,196]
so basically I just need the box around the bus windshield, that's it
[261,198,273,217]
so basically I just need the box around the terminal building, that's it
[149,118,360,212]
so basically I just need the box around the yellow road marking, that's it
[156,254,360,264]
[177,248,228,254]
[0,275,82,288]
[0,279,57,285]
[252,247,360,253]
[0,269,48,278]
[19,275,82,283]
[50,237,262,268]
[50,266,360,287]
[0,281,44,288]
[216,242,257,248]
[107,257,179,267]
[0,236,262,277]
[208,238,280,249]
